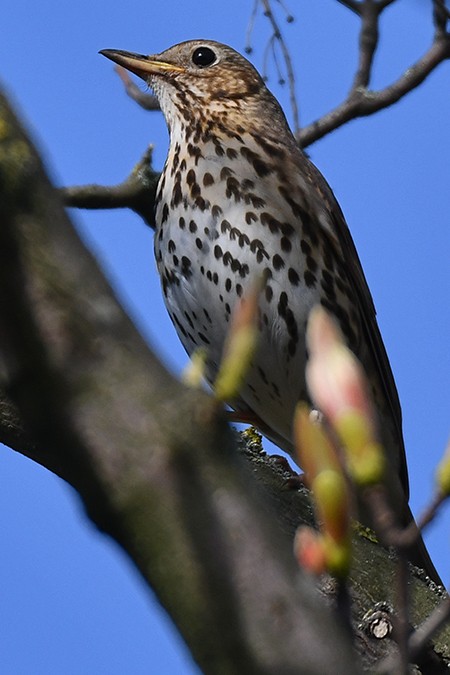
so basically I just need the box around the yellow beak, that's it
[99,49,185,79]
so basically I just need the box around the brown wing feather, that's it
[306,159,409,498]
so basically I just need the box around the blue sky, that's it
[1,1,449,673]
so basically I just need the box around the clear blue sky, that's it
[1,2,449,673]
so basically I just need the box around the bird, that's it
[100,40,439,583]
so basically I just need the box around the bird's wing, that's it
[303,157,409,497]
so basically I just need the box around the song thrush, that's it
[101,40,439,581]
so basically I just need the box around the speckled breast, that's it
[153,132,325,446]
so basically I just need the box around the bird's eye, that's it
[191,47,217,68]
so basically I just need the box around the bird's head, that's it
[100,40,289,138]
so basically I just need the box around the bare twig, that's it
[377,597,450,672]
[349,0,386,90]
[298,28,450,147]
[416,492,448,533]
[408,597,450,663]
[245,0,260,54]
[115,65,160,111]
[61,145,159,228]
[362,485,442,585]
[260,0,300,132]
[434,0,450,38]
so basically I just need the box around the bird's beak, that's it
[99,49,185,79]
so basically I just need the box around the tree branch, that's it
[349,0,386,90]
[298,28,450,147]
[61,145,159,228]
[260,0,300,133]
[114,65,161,111]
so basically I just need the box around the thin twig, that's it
[115,65,160,111]
[415,492,448,533]
[245,0,260,54]
[408,596,450,662]
[350,1,383,90]
[377,596,450,672]
[260,0,300,133]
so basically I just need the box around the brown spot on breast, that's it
[191,183,201,198]
[240,146,271,177]
[280,236,292,252]
[198,332,210,345]
[273,253,285,270]
[245,194,266,208]
[304,270,317,287]
[171,181,182,207]
[181,256,192,278]
[187,143,203,164]
[288,268,300,285]
[306,255,318,272]
[226,176,241,200]
[203,172,214,187]
[252,134,285,159]
[214,138,225,156]
[161,203,169,224]
[238,233,250,248]
[301,239,311,255]
[194,196,208,211]
[184,311,194,329]
[220,166,234,180]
